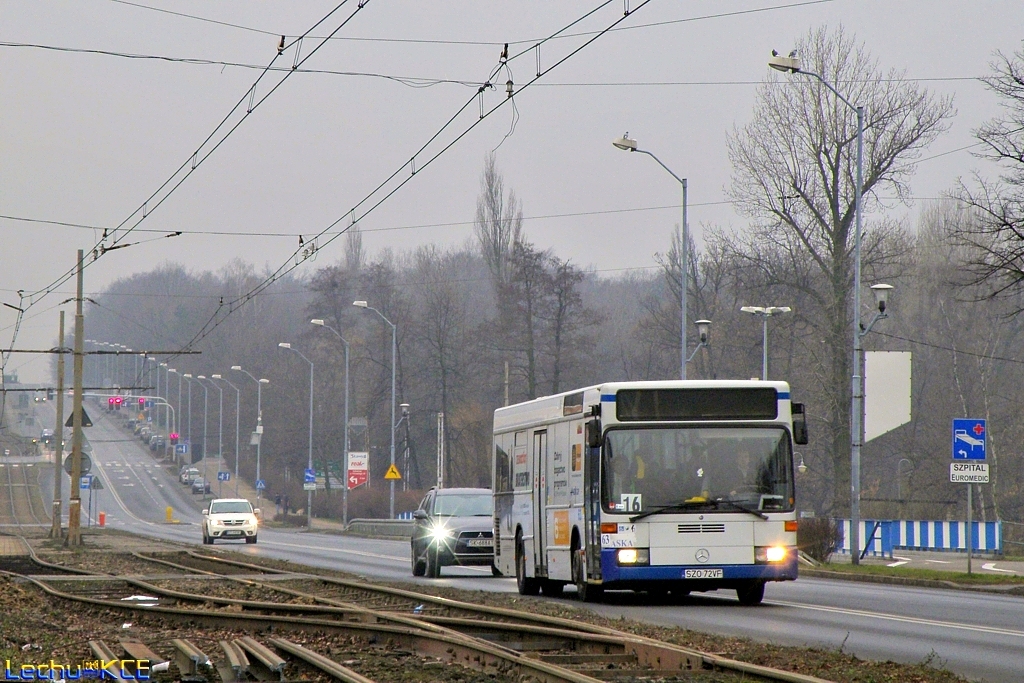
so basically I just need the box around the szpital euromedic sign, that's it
[950,462,989,484]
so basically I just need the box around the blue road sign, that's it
[145,399,154,409]
[952,419,986,460]
[217,471,230,482]
[175,444,189,455]
[80,475,92,490]
[255,479,266,490]
[304,468,316,483]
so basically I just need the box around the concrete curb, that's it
[800,568,1024,596]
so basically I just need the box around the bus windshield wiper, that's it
[629,498,713,522]
[714,498,768,520]
[629,497,768,522]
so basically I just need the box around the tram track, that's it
[0,462,48,527]
[10,545,835,683]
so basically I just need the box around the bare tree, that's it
[541,257,595,394]
[952,46,1024,301]
[726,26,953,512]
[345,225,364,273]
[475,153,524,288]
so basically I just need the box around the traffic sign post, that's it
[217,471,230,498]
[952,419,987,575]
[303,468,317,492]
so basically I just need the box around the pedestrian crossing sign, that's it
[384,464,402,480]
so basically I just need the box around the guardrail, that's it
[346,518,414,538]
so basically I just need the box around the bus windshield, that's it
[602,426,793,513]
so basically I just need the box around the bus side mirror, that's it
[585,419,602,449]
[792,403,809,445]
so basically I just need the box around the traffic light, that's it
[169,433,179,445]
[114,396,123,411]
[108,397,115,412]
[139,397,146,408]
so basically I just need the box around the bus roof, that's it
[494,380,792,432]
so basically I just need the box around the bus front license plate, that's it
[684,568,723,579]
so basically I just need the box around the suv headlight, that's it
[430,525,453,542]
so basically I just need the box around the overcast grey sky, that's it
[2,1,1021,382]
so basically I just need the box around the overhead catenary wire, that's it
[170,0,655,355]
[109,0,837,47]
[7,0,370,337]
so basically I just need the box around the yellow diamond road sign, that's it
[384,464,402,480]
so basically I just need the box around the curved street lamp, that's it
[613,135,690,379]
[311,318,352,526]
[279,343,314,530]
[353,300,398,520]
[769,50,894,563]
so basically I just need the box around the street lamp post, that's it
[232,367,269,507]
[202,376,224,496]
[279,344,314,530]
[739,306,792,380]
[769,52,894,564]
[613,135,689,380]
[213,374,241,498]
[196,375,210,496]
[685,320,712,365]
[159,362,169,431]
[183,374,194,455]
[353,301,397,519]
[310,319,352,526]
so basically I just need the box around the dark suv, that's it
[411,487,496,578]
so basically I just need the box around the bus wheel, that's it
[736,581,765,606]
[515,536,539,596]
[573,544,603,603]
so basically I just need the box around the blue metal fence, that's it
[838,519,1002,558]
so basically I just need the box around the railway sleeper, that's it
[236,636,286,682]
[118,641,167,675]
[218,640,250,683]
[170,638,211,676]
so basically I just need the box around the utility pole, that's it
[49,311,65,540]
[67,250,85,547]
[436,412,445,489]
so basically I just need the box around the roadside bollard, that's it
[98,512,106,527]
[166,506,173,523]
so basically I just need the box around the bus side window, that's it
[495,435,512,493]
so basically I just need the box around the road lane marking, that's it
[982,562,1017,574]
[260,539,406,562]
[769,600,1024,639]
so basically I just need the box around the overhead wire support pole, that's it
[50,311,65,540]
[67,250,85,547]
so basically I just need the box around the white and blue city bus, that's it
[492,380,808,604]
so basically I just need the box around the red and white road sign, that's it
[347,452,368,490]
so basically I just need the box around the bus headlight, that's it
[755,546,788,563]
[616,548,649,566]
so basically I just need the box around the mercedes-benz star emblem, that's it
[695,548,710,563]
